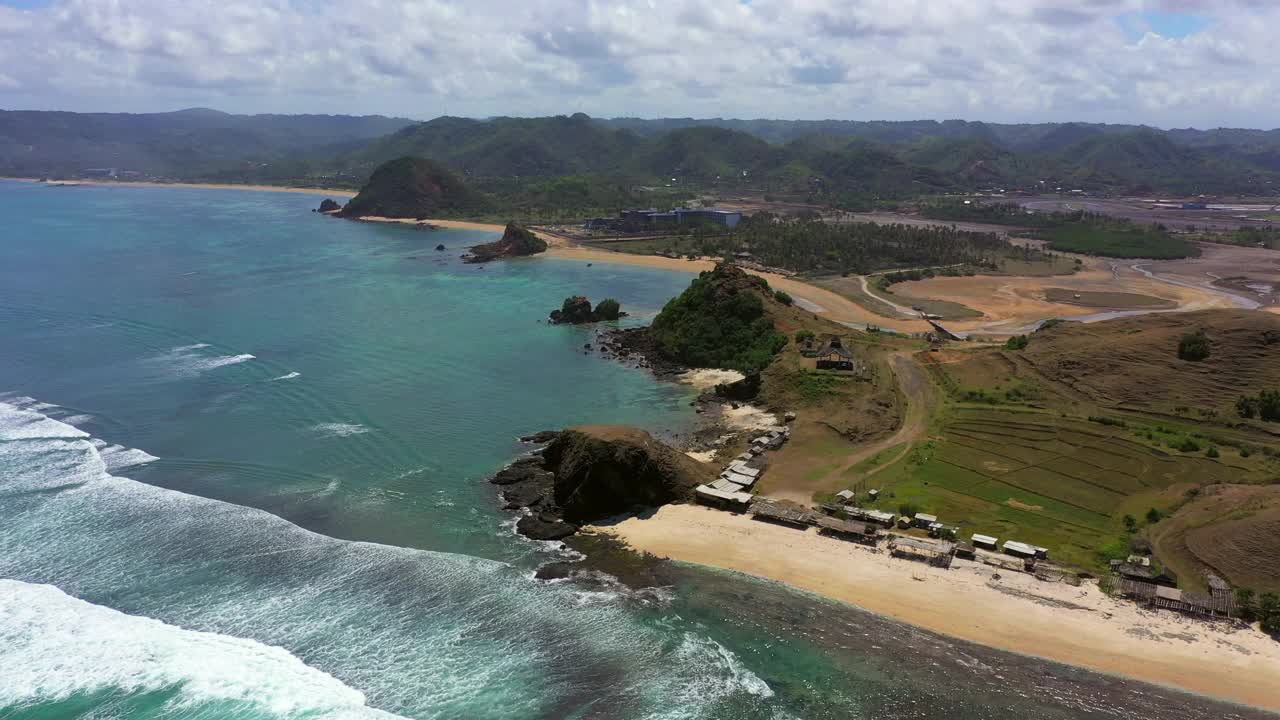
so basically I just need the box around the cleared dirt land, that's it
[887,258,1236,335]
[1152,484,1280,593]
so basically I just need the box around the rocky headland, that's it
[338,156,492,220]
[490,426,715,541]
[462,222,548,263]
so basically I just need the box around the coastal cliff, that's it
[462,222,547,263]
[491,426,714,539]
[339,156,491,219]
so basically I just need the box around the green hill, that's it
[649,263,789,372]
[339,157,492,219]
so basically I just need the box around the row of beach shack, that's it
[694,425,792,509]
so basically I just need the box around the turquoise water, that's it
[0,181,1270,720]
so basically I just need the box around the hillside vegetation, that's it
[339,157,492,219]
[649,263,789,372]
[0,108,411,181]
[12,110,1280,196]
[611,212,1057,276]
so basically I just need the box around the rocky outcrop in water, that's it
[549,296,625,324]
[462,222,547,264]
[489,426,714,540]
[317,198,342,213]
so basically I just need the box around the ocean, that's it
[0,180,1269,720]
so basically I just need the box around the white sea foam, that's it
[310,423,371,438]
[148,345,255,378]
[272,371,302,381]
[0,580,405,720]
[1,398,776,719]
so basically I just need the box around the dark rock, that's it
[716,372,762,401]
[517,513,578,541]
[549,296,626,324]
[502,482,548,509]
[542,426,715,523]
[489,458,553,486]
[462,222,547,263]
[550,296,595,324]
[318,198,342,213]
[435,243,446,251]
[520,430,561,444]
[534,562,577,581]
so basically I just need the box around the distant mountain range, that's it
[4,108,1279,197]
[0,108,414,180]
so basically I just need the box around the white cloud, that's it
[0,0,1275,127]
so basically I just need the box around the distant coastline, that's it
[0,177,357,198]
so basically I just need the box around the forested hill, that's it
[0,108,414,180]
[6,108,1279,196]
[340,114,1277,196]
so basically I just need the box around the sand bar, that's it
[591,504,1280,712]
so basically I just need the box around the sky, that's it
[0,0,1274,129]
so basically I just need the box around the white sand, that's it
[678,368,745,390]
[685,450,717,463]
[720,405,778,431]
[591,504,1280,712]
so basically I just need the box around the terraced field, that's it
[868,406,1269,569]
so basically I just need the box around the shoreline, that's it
[0,177,357,198]
[589,504,1280,713]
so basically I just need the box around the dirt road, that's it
[769,352,935,505]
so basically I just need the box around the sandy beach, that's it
[591,504,1280,713]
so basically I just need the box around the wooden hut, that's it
[889,537,956,568]
[815,515,878,544]
[750,500,813,528]
[815,337,856,371]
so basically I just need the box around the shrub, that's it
[594,298,622,321]
[1177,330,1211,361]
[1261,593,1280,634]
[1206,446,1220,458]
[898,502,921,517]
[1004,334,1029,351]
[1172,437,1201,452]
[1122,514,1137,532]
[1235,588,1257,622]
[794,329,816,343]
[774,289,794,306]
[1145,507,1163,524]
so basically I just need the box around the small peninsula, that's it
[462,222,547,263]
[492,426,714,540]
[338,156,492,219]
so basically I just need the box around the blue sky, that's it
[0,0,1273,128]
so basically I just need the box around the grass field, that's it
[851,337,1280,571]
[1042,222,1199,259]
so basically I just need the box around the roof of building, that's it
[815,515,876,536]
[817,340,856,360]
[890,537,955,556]
[1002,540,1038,556]
[696,484,753,504]
[721,470,757,488]
[751,501,813,526]
[971,534,998,545]
[914,513,939,523]
[835,489,855,500]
